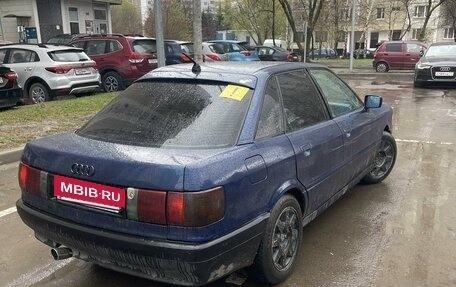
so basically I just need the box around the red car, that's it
[70,34,158,92]
[373,40,427,72]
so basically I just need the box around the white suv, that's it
[0,44,100,102]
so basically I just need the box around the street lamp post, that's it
[349,0,356,71]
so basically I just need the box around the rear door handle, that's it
[300,143,312,157]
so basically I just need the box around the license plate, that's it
[54,175,125,211]
[148,59,158,64]
[75,68,91,75]
[435,71,454,77]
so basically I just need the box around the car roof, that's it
[139,61,326,88]
[429,42,456,46]
[0,43,83,52]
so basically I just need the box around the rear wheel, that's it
[102,71,124,92]
[362,131,397,184]
[252,195,302,284]
[375,62,389,73]
[29,82,51,103]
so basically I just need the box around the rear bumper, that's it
[0,87,21,108]
[16,199,268,286]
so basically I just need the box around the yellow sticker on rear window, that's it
[220,85,249,101]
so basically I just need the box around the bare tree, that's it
[111,1,143,35]
[441,0,456,42]
[144,1,191,40]
[418,0,448,40]
[277,0,325,60]
[224,0,286,45]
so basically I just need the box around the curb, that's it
[0,146,24,166]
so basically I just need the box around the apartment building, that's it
[0,0,121,43]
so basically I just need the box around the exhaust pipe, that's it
[51,247,73,260]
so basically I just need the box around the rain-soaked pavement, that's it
[0,74,455,287]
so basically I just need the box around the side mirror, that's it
[364,95,383,110]
[420,50,424,57]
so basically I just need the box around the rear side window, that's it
[10,49,35,63]
[77,81,253,148]
[385,43,402,52]
[277,70,327,132]
[107,40,122,53]
[49,50,90,62]
[255,78,284,140]
[132,39,156,54]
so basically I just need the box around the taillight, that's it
[18,162,42,196]
[240,51,251,56]
[128,188,167,224]
[127,186,225,226]
[167,187,224,227]
[3,71,17,80]
[286,53,294,60]
[205,53,221,61]
[180,54,191,62]
[45,66,73,74]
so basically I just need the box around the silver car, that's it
[202,42,228,61]
[0,44,100,102]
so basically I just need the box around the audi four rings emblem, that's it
[71,163,95,176]
[440,67,451,72]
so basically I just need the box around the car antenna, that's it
[182,53,201,74]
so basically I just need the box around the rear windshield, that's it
[181,43,194,53]
[48,50,90,62]
[131,39,157,54]
[77,80,253,148]
[208,43,225,54]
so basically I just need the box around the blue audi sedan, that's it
[17,62,396,286]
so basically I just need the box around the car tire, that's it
[29,82,51,103]
[102,71,124,92]
[252,194,302,285]
[362,131,397,184]
[375,62,389,73]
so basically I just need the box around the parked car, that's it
[254,45,298,61]
[202,42,228,61]
[164,40,193,65]
[0,44,100,103]
[0,65,22,108]
[373,40,427,72]
[308,48,338,59]
[414,42,456,87]
[17,62,396,286]
[352,48,374,59]
[207,40,260,61]
[69,34,158,92]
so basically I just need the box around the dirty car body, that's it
[16,62,396,286]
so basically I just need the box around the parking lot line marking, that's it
[0,207,17,218]
[5,258,74,287]
[396,139,453,145]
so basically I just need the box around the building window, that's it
[69,7,79,34]
[414,5,427,17]
[94,9,107,21]
[392,30,401,40]
[412,28,422,40]
[444,28,455,39]
[392,6,401,12]
[377,8,385,19]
